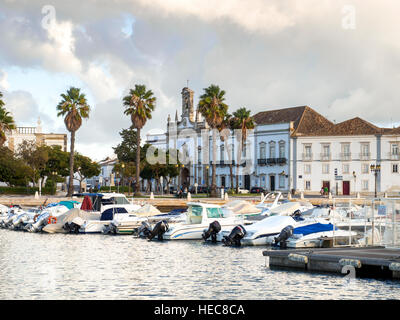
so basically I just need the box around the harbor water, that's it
[1,229,400,300]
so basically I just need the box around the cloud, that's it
[1,0,400,161]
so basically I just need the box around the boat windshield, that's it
[206,207,224,218]
[190,206,203,216]
[106,197,130,205]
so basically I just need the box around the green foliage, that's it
[113,125,138,162]
[74,153,101,180]
[0,186,56,195]
[0,146,33,186]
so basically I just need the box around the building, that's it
[5,118,67,152]
[146,87,400,196]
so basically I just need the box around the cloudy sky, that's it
[1,0,400,161]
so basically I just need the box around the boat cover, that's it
[59,200,80,210]
[293,223,337,236]
[269,202,301,216]
[132,204,162,217]
[81,196,93,211]
[42,208,97,233]
[224,200,261,215]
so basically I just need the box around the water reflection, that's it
[1,229,399,300]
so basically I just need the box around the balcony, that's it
[388,152,400,160]
[339,153,352,161]
[302,153,313,161]
[320,153,331,161]
[267,158,277,165]
[258,158,267,165]
[276,157,287,165]
[359,153,371,161]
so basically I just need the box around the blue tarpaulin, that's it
[293,223,337,236]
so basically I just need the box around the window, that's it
[109,197,130,205]
[321,144,331,161]
[279,142,285,158]
[190,206,203,216]
[393,164,399,173]
[361,143,370,159]
[304,145,312,157]
[305,181,311,190]
[343,164,350,174]
[362,180,369,191]
[207,207,224,218]
[362,163,369,174]
[304,164,311,174]
[269,142,276,158]
[279,175,285,188]
[392,143,399,155]
[341,143,351,160]
[220,145,224,161]
[322,164,330,174]
[259,142,266,159]
[198,147,202,163]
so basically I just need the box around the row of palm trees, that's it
[0,84,254,198]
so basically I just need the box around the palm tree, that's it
[123,84,156,195]
[57,87,90,197]
[218,113,234,193]
[198,84,228,197]
[0,91,16,147]
[231,107,255,194]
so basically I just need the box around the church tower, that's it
[181,87,194,122]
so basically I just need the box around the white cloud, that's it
[0,70,9,90]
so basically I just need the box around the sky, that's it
[1,0,400,161]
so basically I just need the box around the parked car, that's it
[238,188,250,194]
[250,187,265,193]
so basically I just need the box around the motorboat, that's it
[25,202,74,232]
[71,193,145,234]
[139,202,244,241]
[255,192,283,214]
[221,200,262,218]
[146,208,187,225]
[0,205,26,229]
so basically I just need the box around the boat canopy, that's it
[59,200,80,210]
[100,207,128,221]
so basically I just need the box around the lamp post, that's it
[370,164,381,198]
[52,171,57,193]
[352,171,356,195]
[121,163,125,194]
[116,171,120,193]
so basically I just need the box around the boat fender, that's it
[389,262,400,272]
[288,253,308,264]
[222,225,246,247]
[339,259,361,269]
[202,220,222,243]
[274,225,294,248]
[148,220,169,241]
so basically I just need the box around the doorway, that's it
[221,176,226,188]
[244,175,250,190]
[270,175,275,191]
[322,181,330,193]
[343,181,350,195]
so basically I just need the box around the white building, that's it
[146,88,400,196]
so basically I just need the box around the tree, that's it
[41,145,70,178]
[57,87,91,196]
[113,161,136,194]
[74,153,101,192]
[0,146,33,186]
[123,84,156,195]
[218,113,234,192]
[16,140,49,186]
[113,125,138,163]
[231,107,255,193]
[198,84,228,197]
[0,91,16,147]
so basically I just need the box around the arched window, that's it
[269,141,276,158]
[279,141,285,158]
[259,142,266,159]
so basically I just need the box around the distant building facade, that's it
[5,118,67,152]
[146,87,400,196]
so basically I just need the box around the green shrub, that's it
[0,186,56,195]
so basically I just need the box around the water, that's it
[1,229,399,300]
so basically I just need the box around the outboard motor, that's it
[148,220,169,241]
[62,222,81,234]
[222,225,246,247]
[274,225,294,249]
[202,220,222,243]
[137,221,153,238]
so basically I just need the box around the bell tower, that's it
[181,87,194,122]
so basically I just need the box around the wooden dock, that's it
[263,246,400,280]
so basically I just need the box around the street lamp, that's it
[370,164,381,198]
[352,171,356,195]
[52,171,57,193]
[116,171,120,193]
[121,163,125,194]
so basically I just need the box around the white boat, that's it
[25,203,72,232]
[255,192,283,214]
[0,205,26,228]
[140,202,244,240]
[76,193,143,234]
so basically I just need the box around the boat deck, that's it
[263,246,400,280]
